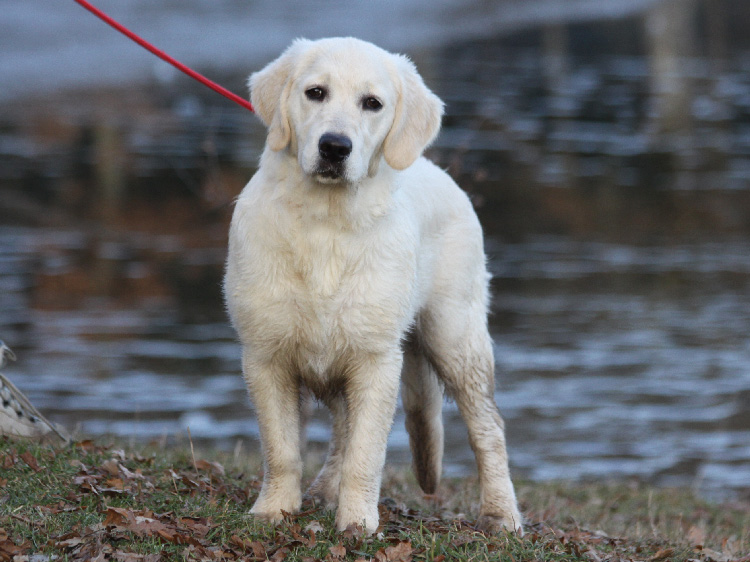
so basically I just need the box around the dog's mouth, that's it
[314,161,346,182]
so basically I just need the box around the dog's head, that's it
[249,37,444,184]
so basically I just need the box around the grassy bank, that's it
[0,438,748,561]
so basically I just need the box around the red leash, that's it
[73,0,255,113]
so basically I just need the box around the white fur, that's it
[224,37,522,535]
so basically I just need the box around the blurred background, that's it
[1,0,749,499]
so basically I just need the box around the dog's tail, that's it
[402,345,444,494]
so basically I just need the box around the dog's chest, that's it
[259,222,415,371]
[293,227,352,299]
[286,228,383,334]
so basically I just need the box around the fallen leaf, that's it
[40,502,80,514]
[75,439,97,451]
[178,517,211,538]
[384,540,413,562]
[103,506,133,528]
[329,543,347,559]
[195,459,225,476]
[103,506,174,539]
[1,452,16,469]
[119,464,145,481]
[55,536,86,550]
[343,523,366,541]
[230,535,253,551]
[229,537,268,559]
[101,460,121,475]
[104,477,125,489]
[112,551,161,562]
[134,515,169,535]
[304,520,326,534]
[77,479,101,496]
[19,451,41,472]
[10,513,38,527]
[650,547,674,560]
[100,485,129,497]
[0,536,30,559]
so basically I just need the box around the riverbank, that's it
[1,439,747,561]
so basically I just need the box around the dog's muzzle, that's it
[316,133,352,180]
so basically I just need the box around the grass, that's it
[0,438,748,561]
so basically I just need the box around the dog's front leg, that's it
[336,351,402,534]
[244,353,303,522]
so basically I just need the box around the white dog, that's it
[224,37,522,535]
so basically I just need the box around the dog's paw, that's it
[335,503,380,535]
[250,493,302,524]
[305,482,338,510]
[306,468,340,510]
[475,513,524,536]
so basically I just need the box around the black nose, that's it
[318,133,352,163]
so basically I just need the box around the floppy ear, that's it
[383,55,444,171]
[249,39,310,151]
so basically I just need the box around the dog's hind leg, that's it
[402,336,444,494]
[421,303,523,535]
[307,394,347,509]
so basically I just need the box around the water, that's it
[489,238,750,492]
[1,0,750,498]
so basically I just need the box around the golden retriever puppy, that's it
[224,37,522,535]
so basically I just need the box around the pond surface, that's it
[1,0,749,499]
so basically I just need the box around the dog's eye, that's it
[362,97,383,111]
[305,87,326,101]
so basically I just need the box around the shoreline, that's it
[1,437,748,561]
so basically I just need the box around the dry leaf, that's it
[103,506,133,527]
[195,459,225,476]
[343,523,366,541]
[304,520,326,534]
[55,536,86,550]
[75,439,97,451]
[19,451,41,472]
[229,537,267,559]
[1,452,16,469]
[329,543,347,559]
[178,517,211,538]
[650,547,674,560]
[104,477,125,490]
[101,459,120,475]
[384,540,413,562]
[113,552,161,562]
[119,464,145,481]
